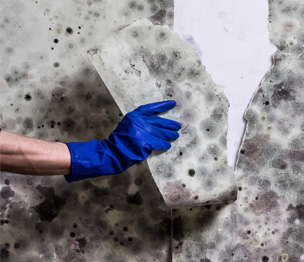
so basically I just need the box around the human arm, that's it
[0,129,71,176]
[0,100,181,181]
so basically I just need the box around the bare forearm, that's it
[0,130,71,176]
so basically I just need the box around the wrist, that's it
[64,140,120,183]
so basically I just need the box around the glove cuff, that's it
[64,140,121,182]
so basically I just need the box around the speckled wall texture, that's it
[0,1,174,261]
[172,1,304,261]
[2,0,304,262]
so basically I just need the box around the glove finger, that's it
[151,138,172,151]
[137,100,176,115]
[149,125,180,141]
[150,117,182,131]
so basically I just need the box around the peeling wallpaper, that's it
[89,19,236,208]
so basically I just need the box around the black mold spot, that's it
[0,248,9,259]
[14,243,20,249]
[53,62,60,67]
[238,187,242,191]
[240,149,245,154]
[66,27,73,34]
[4,179,10,185]
[127,192,142,205]
[1,186,15,199]
[262,256,269,262]
[70,232,75,237]
[24,93,32,101]
[54,39,59,44]
[188,169,195,177]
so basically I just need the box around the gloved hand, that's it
[64,100,181,182]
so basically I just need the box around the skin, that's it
[0,130,71,176]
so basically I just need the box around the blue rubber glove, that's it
[64,100,181,182]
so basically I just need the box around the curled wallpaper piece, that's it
[172,1,304,261]
[89,19,237,208]
[0,0,174,261]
